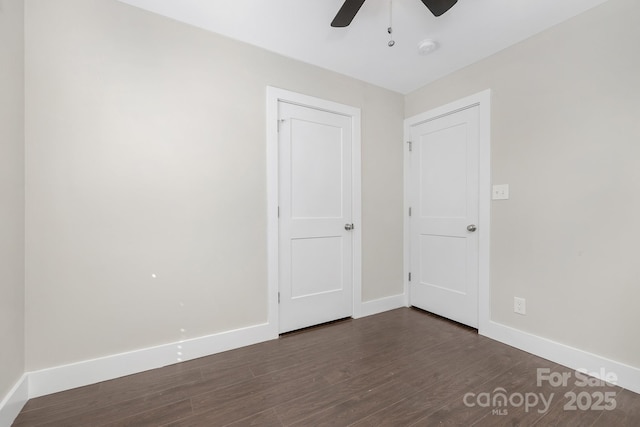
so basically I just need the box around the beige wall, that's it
[0,0,25,399]
[406,0,640,367]
[24,0,404,370]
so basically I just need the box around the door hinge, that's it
[277,118,285,132]
[278,292,280,303]
[408,272,412,282]
[407,141,412,152]
[409,207,412,217]
[278,206,280,218]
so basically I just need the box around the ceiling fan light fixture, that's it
[418,39,438,55]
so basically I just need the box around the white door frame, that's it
[266,86,362,336]
[403,89,491,333]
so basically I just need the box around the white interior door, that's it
[409,106,480,328]
[278,101,354,333]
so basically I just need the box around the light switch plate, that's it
[492,184,509,200]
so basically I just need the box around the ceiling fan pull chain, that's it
[388,0,395,47]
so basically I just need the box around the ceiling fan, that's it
[331,0,458,27]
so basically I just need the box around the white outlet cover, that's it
[492,184,510,200]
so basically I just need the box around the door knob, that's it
[467,224,477,232]
[345,224,354,231]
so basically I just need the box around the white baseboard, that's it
[481,320,640,395]
[0,374,28,427]
[21,294,406,403]
[355,294,407,319]
[28,322,276,399]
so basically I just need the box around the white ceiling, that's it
[117,0,609,94]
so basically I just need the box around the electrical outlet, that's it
[514,297,526,315]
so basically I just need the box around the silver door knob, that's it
[467,224,477,232]
[345,224,354,231]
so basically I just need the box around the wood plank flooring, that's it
[13,308,640,426]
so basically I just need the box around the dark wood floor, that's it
[13,308,640,426]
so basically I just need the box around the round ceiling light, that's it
[418,39,438,55]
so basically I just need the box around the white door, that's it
[409,106,479,328]
[278,101,354,333]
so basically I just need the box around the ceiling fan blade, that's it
[420,0,458,17]
[331,0,367,27]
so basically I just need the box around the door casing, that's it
[403,90,491,333]
[266,87,362,336]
